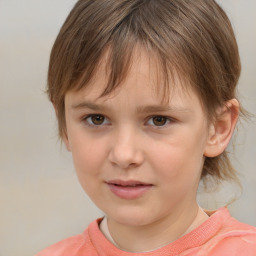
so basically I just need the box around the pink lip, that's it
[106,180,153,200]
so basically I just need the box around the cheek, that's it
[70,137,107,199]
[151,144,204,202]
[69,133,107,177]
[150,134,206,181]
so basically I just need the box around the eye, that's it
[84,114,110,126]
[147,116,171,127]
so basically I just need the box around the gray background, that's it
[0,0,255,255]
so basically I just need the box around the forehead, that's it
[70,46,195,104]
[65,47,205,117]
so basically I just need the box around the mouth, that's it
[105,180,153,200]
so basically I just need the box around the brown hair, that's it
[47,0,242,184]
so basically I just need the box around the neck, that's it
[105,204,209,253]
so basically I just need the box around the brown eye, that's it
[89,115,105,125]
[152,116,168,126]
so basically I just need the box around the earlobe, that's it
[204,99,239,157]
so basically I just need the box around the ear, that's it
[63,132,71,152]
[52,103,71,152]
[204,99,239,157]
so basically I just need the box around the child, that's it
[37,0,256,255]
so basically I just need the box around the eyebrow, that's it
[71,101,192,113]
[72,101,108,111]
[136,105,191,114]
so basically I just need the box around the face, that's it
[64,49,212,228]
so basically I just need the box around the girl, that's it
[37,0,256,255]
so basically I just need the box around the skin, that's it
[63,48,239,252]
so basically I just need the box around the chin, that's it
[105,206,154,227]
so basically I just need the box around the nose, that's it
[108,128,144,169]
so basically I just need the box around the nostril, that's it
[108,138,144,169]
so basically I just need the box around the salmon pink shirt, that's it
[36,208,256,256]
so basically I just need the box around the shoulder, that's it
[35,233,86,256]
[35,219,101,256]
[203,207,256,255]
[218,207,256,237]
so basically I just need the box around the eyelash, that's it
[147,116,173,127]
[82,114,175,128]
[82,114,110,127]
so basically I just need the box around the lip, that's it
[105,180,153,200]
